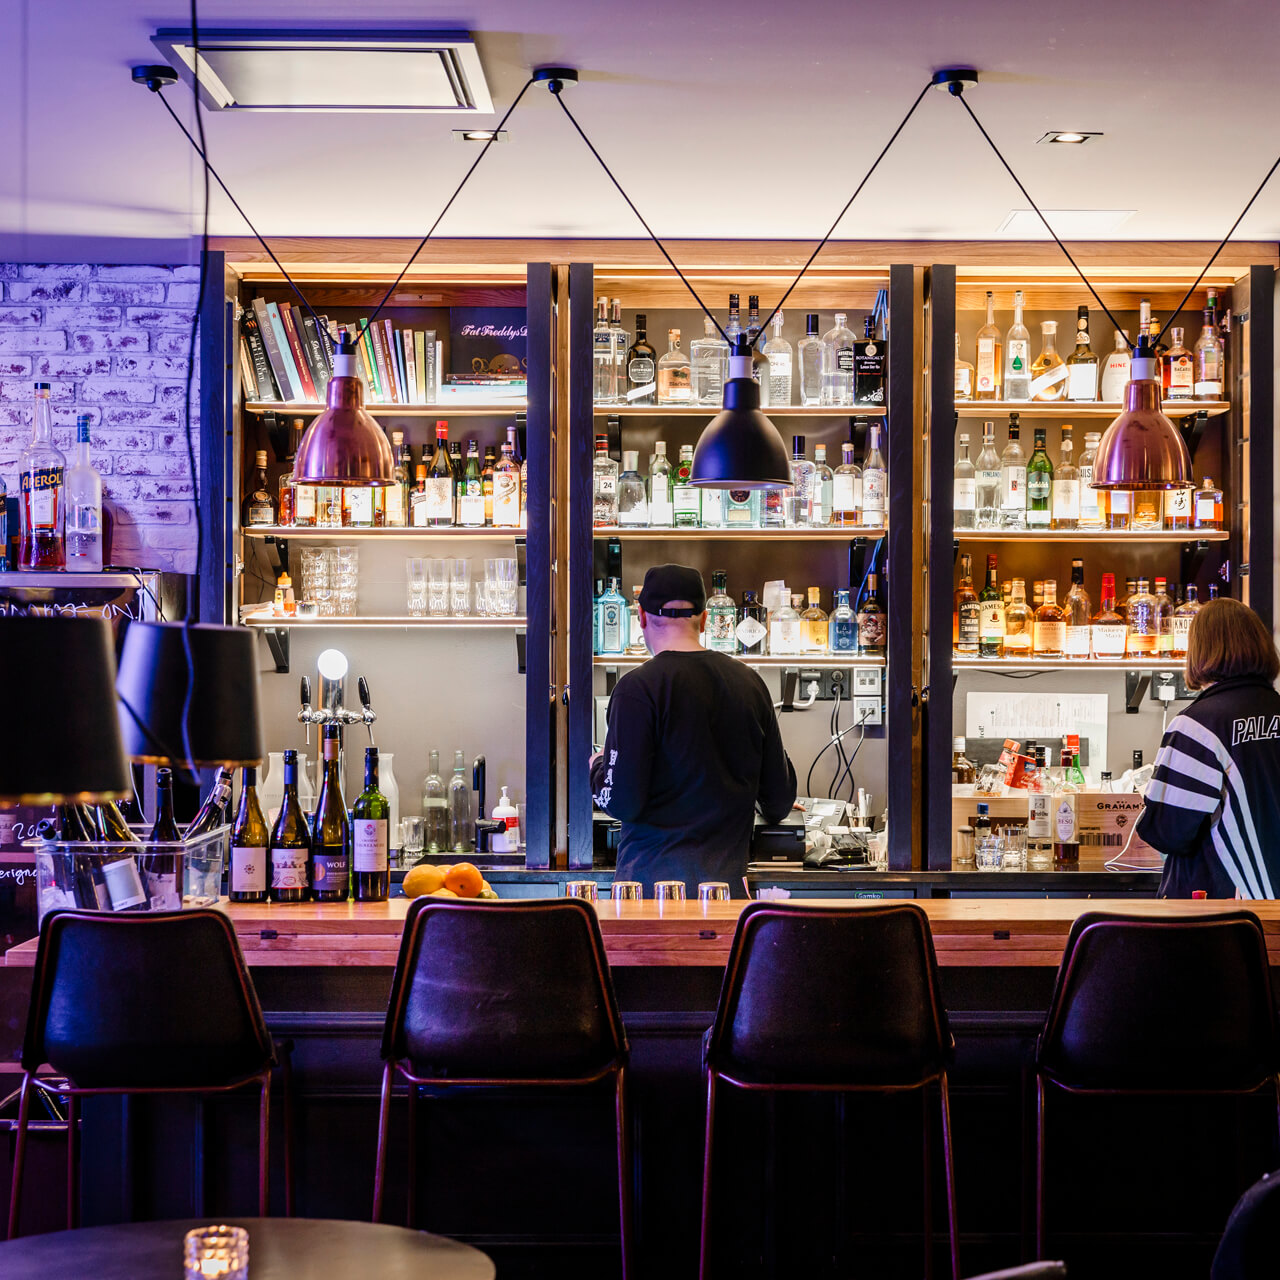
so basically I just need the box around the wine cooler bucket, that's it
[32,827,229,926]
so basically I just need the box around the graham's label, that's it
[22,466,62,528]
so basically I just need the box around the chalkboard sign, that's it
[0,806,45,949]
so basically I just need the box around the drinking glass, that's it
[405,557,427,617]
[489,557,519,616]
[867,829,889,869]
[975,834,1003,871]
[1000,827,1027,872]
[654,880,686,903]
[698,881,731,903]
[565,880,599,902]
[450,557,471,617]
[426,558,449,617]
[334,546,359,617]
[611,880,643,901]
[400,816,425,856]
[516,802,526,850]
[184,1225,249,1280]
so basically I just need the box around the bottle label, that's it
[836,345,856,373]
[353,818,388,873]
[1029,365,1068,397]
[953,478,976,510]
[1034,620,1066,651]
[769,619,801,654]
[1194,377,1223,398]
[955,366,972,396]
[310,851,346,891]
[1054,797,1076,842]
[22,466,62,528]
[862,468,885,514]
[424,477,453,520]
[1067,363,1098,400]
[628,357,655,386]
[1053,479,1080,518]
[231,845,267,893]
[459,492,485,525]
[384,484,405,526]
[976,339,996,393]
[1027,471,1051,501]
[1170,355,1194,392]
[1091,622,1127,656]
[857,610,886,647]
[271,847,308,890]
[1196,495,1217,523]
[1165,488,1190,522]
[979,601,1005,638]
[1100,354,1131,400]
[294,484,315,522]
[493,474,521,525]
[701,487,723,526]
[345,487,373,524]
[1001,466,1025,508]
[598,601,625,653]
[978,467,1001,494]
[958,603,980,649]
[1027,794,1053,839]
[707,609,736,649]
[1110,490,1132,514]
[832,474,858,515]
[248,499,274,526]
[736,615,767,650]
[1065,625,1091,657]
[1172,614,1193,644]
[595,474,617,496]
[1007,339,1029,374]
[1078,465,1098,515]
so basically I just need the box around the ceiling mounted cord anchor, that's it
[131,64,179,92]
[931,68,978,97]
[533,67,579,95]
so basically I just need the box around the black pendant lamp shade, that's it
[690,347,792,488]
[116,621,263,768]
[0,615,132,805]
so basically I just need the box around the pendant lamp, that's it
[293,337,395,486]
[1090,338,1192,490]
[0,615,133,805]
[116,621,264,768]
[689,342,792,488]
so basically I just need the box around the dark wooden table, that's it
[0,1217,495,1279]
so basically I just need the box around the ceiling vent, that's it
[151,29,493,113]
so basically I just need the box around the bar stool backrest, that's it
[22,909,275,1089]
[1038,910,1280,1092]
[706,902,952,1088]
[381,898,628,1081]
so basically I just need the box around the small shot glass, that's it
[610,880,643,901]
[698,881,731,904]
[565,880,599,902]
[653,880,686,903]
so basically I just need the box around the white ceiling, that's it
[0,0,1278,262]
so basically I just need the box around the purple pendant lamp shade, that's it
[1090,341,1192,490]
[690,347,792,488]
[294,338,395,486]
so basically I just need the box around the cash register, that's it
[749,798,873,870]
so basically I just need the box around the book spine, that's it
[433,337,442,401]
[242,310,279,401]
[265,302,305,401]
[404,333,418,405]
[279,304,317,401]
[413,330,427,402]
[238,335,258,399]
[369,322,397,403]
[385,321,406,404]
[253,298,298,401]
[315,316,335,378]
[357,322,382,400]
[392,327,408,404]
[300,310,331,398]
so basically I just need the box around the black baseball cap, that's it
[638,564,706,617]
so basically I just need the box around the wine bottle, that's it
[352,747,390,902]
[56,803,95,843]
[185,765,235,839]
[229,766,270,904]
[269,749,311,904]
[96,799,141,844]
[309,726,349,902]
[150,767,181,841]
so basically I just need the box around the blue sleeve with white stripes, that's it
[1136,718,1224,860]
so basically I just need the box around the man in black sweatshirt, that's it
[590,564,797,897]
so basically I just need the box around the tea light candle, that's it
[184,1225,249,1280]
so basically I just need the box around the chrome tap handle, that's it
[358,676,377,744]
[298,676,314,746]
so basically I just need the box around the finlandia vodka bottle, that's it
[65,413,103,571]
[975,420,1002,529]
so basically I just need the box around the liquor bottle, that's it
[150,767,181,841]
[1119,577,1137,623]
[626,587,647,655]
[593,435,619,527]
[648,441,674,527]
[1099,330,1132,401]
[596,578,628,656]
[978,554,1004,658]
[974,291,1002,400]
[1195,476,1223,529]
[229,765,270,903]
[97,797,142,844]
[184,765,234,839]
[1133,488,1163,531]
[1108,486,1132,531]
[456,440,485,528]
[954,332,975,401]
[342,473,377,528]
[705,571,738,653]
[242,449,276,528]
[952,738,977,785]
[1125,578,1159,655]
[723,487,760,527]
[1033,579,1066,658]
[999,413,1026,529]
[448,750,475,852]
[811,445,834,526]
[1063,560,1092,659]
[409,464,428,527]
[593,297,615,403]
[673,444,701,528]
[64,413,103,571]
[798,314,824,405]
[422,749,449,853]
[481,445,496,526]
[617,451,648,526]
[1209,583,1220,601]
[424,422,454,527]
[690,315,729,406]
[56,802,95,843]
[954,553,979,656]
[352,747,390,903]
[609,300,630,401]
[493,442,521,528]
[288,418,317,528]
[800,588,829,654]
[820,312,856,406]
[829,589,857,652]
[1026,426,1053,529]
[746,296,768,385]
[1002,579,1034,658]
[1066,306,1099,401]
[737,590,768,656]
[854,314,887,407]
[769,591,802,657]
[856,573,886,656]
[1051,426,1080,530]
[861,423,886,528]
[1165,470,1193,529]
[309,725,349,901]
[1089,574,1127,658]
[788,435,815,527]
[832,443,861,527]
[1163,327,1195,400]
[380,430,406,528]
[761,312,794,407]
[975,803,992,849]
[1153,578,1175,655]
[657,328,693,404]
[448,440,465,522]
[1003,289,1032,401]
[1078,431,1103,528]
[1194,308,1224,399]
[1171,583,1201,657]
[953,431,976,530]
[725,294,742,346]
[975,421,1002,529]
[623,316,657,406]
[1030,321,1067,401]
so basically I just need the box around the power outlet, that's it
[1149,669,1191,703]
[854,696,883,726]
[820,668,853,701]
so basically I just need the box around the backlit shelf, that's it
[594,526,885,541]
[952,529,1228,543]
[594,404,887,417]
[242,612,526,629]
[243,526,524,541]
[244,401,524,417]
[953,655,1183,672]
[594,654,885,669]
[954,400,1228,420]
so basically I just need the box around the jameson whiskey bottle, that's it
[269,750,310,904]
[352,747,390,903]
[978,554,1005,658]
[309,725,349,902]
[229,766,269,904]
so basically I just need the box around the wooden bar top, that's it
[8,898,1280,969]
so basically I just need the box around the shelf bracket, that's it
[1179,409,1210,464]
[780,668,799,712]
[263,626,290,675]
[604,665,619,696]
[515,535,527,587]
[1125,671,1150,713]
[515,628,526,675]
[264,535,288,578]
[1179,539,1212,582]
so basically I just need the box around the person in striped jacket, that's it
[1137,597,1280,898]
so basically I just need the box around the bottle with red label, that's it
[18,382,66,570]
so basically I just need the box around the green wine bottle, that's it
[309,726,349,902]
[352,747,390,902]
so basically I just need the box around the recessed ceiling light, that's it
[998,208,1135,236]
[1038,131,1102,145]
[453,128,508,143]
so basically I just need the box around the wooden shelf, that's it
[953,656,1184,672]
[594,653,885,669]
[955,400,1228,420]
[952,529,1228,544]
[595,404,886,417]
[243,526,524,541]
[244,401,524,417]
[594,526,885,541]
[242,613,526,629]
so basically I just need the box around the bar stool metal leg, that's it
[405,1082,420,1229]
[698,1071,718,1280]
[277,1041,296,1217]
[615,1064,633,1280]
[939,1072,960,1280]
[66,1092,80,1230]
[1035,1073,1047,1259]
[257,1072,271,1217]
[922,1083,934,1280]
[372,1061,394,1224]
[7,1071,32,1240]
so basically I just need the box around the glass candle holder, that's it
[184,1225,249,1280]
[698,881,731,903]
[653,880,686,903]
[564,879,599,901]
[610,880,643,901]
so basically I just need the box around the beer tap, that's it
[298,676,315,747]
[357,677,377,746]
[296,649,377,745]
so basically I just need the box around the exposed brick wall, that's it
[0,263,202,573]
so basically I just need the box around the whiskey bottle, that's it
[1003,289,1032,401]
[1090,574,1128,658]
[230,765,270,904]
[953,432,976,530]
[243,449,276,527]
[1171,584,1202,657]
[1026,427,1053,529]
[1099,330,1132,401]
[999,414,1026,529]
[624,316,657,406]
[974,291,1002,400]
[1133,488,1163,531]
[952,738,977,785]
[800,587,829,654]
[1063,560,1092,659]
[1033,579,1067,658]
[1108,487,1132,531]
[1078,431,1103,528]
[978,554,1005,658]
[1051,426,1080,530]
[954,554,979,656]
[269,750,310,904]
[352,747,390,903]
[1163,327,1195,400]
[1195,477,1223,529]
[1066,305,1099,401]
[1125,578,1159,655]
[1030,321,1068,401]
[1002,578,1034,658]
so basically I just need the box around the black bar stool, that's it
[7,908,294,1238]
[373,897,632,1278]
[1036,910,1280,1256]
[699,901,959,1280]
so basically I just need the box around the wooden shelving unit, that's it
[243,526,524,541]
[954,400,1228,420]
[241,611,526,629]
[593,526,885,541]
[244,401,525,417]
[952,655,1185,672]
[594,404,887,417]
[594,653,885,669]
[952,528,1228,544]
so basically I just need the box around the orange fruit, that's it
[427,887,458,898]
[443,861,484,898]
